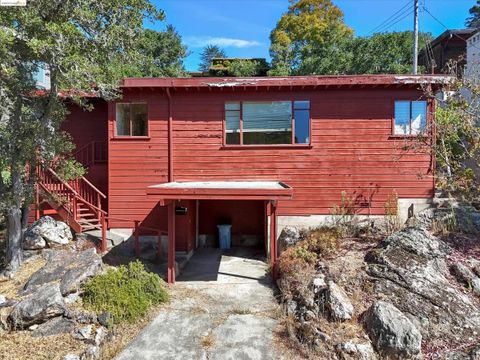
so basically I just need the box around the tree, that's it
[269,0,353,75]
[348,31,433,74]
[199,45,226,72]
[225,60,257,77]
[0,0,162,278]
[466,0,480,28]
[114,26,188,77]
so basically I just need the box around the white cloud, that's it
[185,36,261,49]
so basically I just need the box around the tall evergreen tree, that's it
[466,0,480,28]
[199,45,226,72]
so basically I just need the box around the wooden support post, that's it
[167,202,176,284]
[134,220,140,257]
[156,231,162,261]
[35,183,40,221]
[269,200,278,282]
[72,197,77,221]
[101,214,107,253]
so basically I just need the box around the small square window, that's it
[115,103,148,137]
[394,100,427,135]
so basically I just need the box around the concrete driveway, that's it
[115,248,281,360]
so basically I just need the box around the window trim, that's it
[113,102,150,139]
[391,99,429,138]
[222,100,312,147]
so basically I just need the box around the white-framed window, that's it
[224,100,310,145]
[115,103,148,137]
[394,100,427,135]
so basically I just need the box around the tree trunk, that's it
[2,169,24,279]
[3,206,23,278]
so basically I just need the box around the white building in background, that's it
[466,29,480,80]
[33,65,51,90]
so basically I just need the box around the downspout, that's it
[166,88,173,182]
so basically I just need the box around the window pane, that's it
[225,102,240,111]
[225,111,240,131]
[225,110,240,144]
[294,109,310,144]
[294,100,310,110]
[116,104,130,136]
[243,101,292,144]
[226,133,240,144]
[411,101,427,135]
[394,101,410,135]
[131,103,148,136]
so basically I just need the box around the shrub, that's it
[82,260,169,324]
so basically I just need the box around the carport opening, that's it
[197,200,266,255]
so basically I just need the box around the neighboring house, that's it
[466,29,480,79]
[33,64,51,90]
[35,74,451,283]
[419,28,478,76]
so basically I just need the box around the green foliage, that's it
[83,261,169,325]
[269,0,354,75]
[269,0,432,75]
[0,0,163,272]
[113,26,188,78]
[347,31,433,74]
[199,45,226,72]
[54,158,86,182]
[227,60,259,77]
[466,0,480,28]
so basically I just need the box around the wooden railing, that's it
[37,166,107,231]
[104,216,167,258]
[74,141,107,167]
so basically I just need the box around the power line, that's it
[374,9,415,34]
[368,0,412,35]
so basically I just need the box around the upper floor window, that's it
[394,100,427,136]
[224,100,310,145]
[115,103,148,137]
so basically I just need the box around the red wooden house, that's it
[35,74,451,283]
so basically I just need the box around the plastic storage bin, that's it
[217,224,232,249]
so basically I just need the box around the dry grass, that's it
[200,333,215,349]
[0,331,86,360]
[0,257,46,299]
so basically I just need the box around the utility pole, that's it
[413,0,419,74]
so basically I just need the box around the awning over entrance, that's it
[146,181,293,201]
[146,181,293,284]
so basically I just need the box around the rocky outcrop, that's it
[278,226,302,253]
[24,216,73,249]
[366,227,480,344]
[364,301,422,359]
[9,283,66,329]
[451,263,480,296]
[408,204,480,234]
[325,281,353,321]
[32,316,76,337]
[336,342,378,360]
[23,248,102,296]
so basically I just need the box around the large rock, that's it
[364,301,422,359]
[278,226,302,253]
[409,204,480,234]
[366,227,480,344]
[326,281,354,321]
[451,263,480,296]
[23,248,102,296]
[9,283,66,329]
[24,216,73,247]
[32,316,76,337]
[336,342,378,360]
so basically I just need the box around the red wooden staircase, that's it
[36,166,107,233]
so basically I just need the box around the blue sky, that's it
[148,0,475,71]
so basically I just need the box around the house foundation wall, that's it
[275,197,433,236]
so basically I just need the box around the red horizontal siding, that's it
[107,88,434,229]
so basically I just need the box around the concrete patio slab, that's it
[115,247,281,360]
